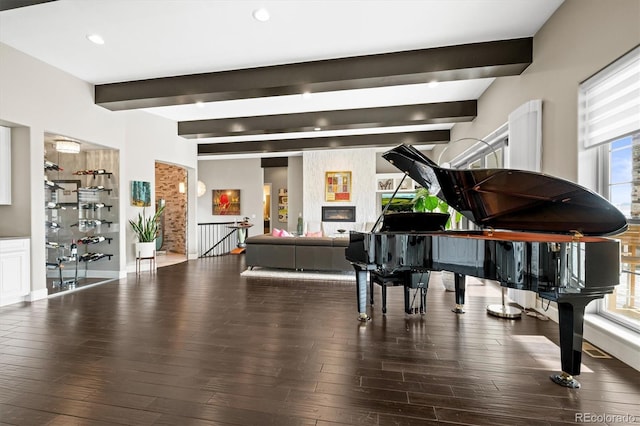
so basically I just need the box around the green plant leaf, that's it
[129,205,165,242]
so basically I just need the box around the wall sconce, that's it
[178,182,186,193]
[55,139,80,154]
[197,180,206,197]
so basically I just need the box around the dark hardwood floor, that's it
[1,255,639,425]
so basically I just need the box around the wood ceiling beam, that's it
[0,0,56,11]
[95,38,532,110]
[179,100,475,138]
[197,130,449,156]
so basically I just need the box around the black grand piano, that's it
[345,144,628,388]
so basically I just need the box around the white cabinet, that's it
[0,126,11,205]
[0,238,30,307]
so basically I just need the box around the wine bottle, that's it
[90,253,103,261]
[79,203,104,210]
[77,185,105,191]
[78,236,105,244]
[44,179,64,190]
[70,240,77,258]
[74,169,105,175]
[80,252,105,262]
[44,160,63,171]
[45,201,66,209]
[79,253,92,262]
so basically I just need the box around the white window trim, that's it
[577,47,640,371]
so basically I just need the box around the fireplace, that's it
[322,206,356,222]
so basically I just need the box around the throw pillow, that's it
[272,228,282,237]
[305,231,323,237]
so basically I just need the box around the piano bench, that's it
[370,271,428,315]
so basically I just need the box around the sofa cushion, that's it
[295,236,333,247]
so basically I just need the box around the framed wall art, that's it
[377,177,394,191]
[325,171,351,202]
[277,188,288,223]
[131,180,151,207]
[212,189,241,215]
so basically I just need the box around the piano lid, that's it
[382,144,628,236]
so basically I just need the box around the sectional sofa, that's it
[244,234,352,272]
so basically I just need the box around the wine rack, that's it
[45,158,116,290]
[75,173,114,271]
[45,159,78,287]
[73,169,113,178]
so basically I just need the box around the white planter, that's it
[135,241,156,258]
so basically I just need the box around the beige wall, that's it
[196,158,264,238]
[0,127,30,236]
[448,0,640,181]
[287,156,304,232]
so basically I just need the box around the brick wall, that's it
[155,163,187,254]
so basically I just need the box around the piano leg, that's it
[369,277,374,306]
[550,297,591,389]
[452,273,466,314]
[404,286,411,314]
[353,265,370,321]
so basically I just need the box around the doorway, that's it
[263,184,271,234]
[155,162,188,266]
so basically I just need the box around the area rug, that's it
[241,267,355,282]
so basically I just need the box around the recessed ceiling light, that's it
[428,81,439,88]
[195,101,205,108]
[252,8,270,22]
[302,92,312,99]
[314,127,321,131]
[86,34,105,45]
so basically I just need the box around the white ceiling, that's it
[0,0,564,155]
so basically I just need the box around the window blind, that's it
[580,46,640,149]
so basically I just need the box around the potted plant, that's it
[129,205,165,258]
[412,188,462,291]
[411,187,462,228]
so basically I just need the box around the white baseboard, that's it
[27,288,48,302]
[47,270,120,279]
